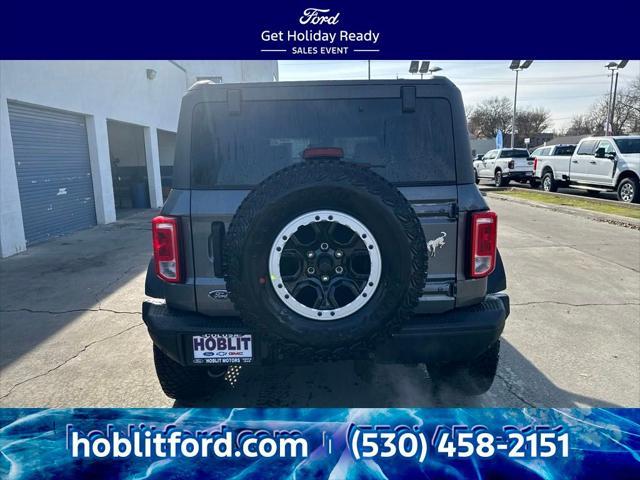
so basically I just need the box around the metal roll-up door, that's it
[8,102,97,245]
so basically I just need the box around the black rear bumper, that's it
[143,293,509,366]
[504,171,533,181]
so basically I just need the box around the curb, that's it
[486,192,640,230]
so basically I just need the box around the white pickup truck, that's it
[530,144,576,189]
[532,136,640,203]
[473,148,534,187]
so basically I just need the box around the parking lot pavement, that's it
[1,201,639,408]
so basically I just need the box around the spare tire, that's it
[223,160,427,355]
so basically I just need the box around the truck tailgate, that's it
[511,157,533,171]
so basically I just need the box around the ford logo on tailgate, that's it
[209,290,229,300]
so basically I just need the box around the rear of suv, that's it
[143,79,510,400]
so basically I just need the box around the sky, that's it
[278,60,640,131]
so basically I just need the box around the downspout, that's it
[168,60,189,89]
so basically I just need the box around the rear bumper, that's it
[143,293,509,366]
[503,170,533,180]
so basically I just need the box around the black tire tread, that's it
[427,341,500,396]
[153,345,221,400]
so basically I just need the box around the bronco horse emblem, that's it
[427,232,447,257]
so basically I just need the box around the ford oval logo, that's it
[209,290,229,300]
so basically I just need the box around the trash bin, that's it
[131,182,150,208]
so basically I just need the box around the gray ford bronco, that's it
[143,78,509,400]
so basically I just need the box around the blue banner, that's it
[1,408,639,478]
[1,1,639,58]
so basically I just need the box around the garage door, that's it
[8,103,96,245]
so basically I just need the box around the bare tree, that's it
[565,114,593,135]
[616,75,640,133]
[572,76,640,135]
[467,97,512,138]
[516,108,551,139]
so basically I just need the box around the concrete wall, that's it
[0,60,277,257]
[469,137,497,156]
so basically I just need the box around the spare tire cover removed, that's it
[223,160,427,353]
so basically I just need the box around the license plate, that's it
[192,334,253,364]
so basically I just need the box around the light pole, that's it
[605,60,629,135]
[509,60,533,148]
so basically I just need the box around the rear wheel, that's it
[474,169,480,185]
[617,177,639,203]
[153,345,227,400]
[427,341,500,396]
[541,171,558,192]
[494,170,508,187]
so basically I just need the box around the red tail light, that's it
[302,147,344,159]
[532,157,538,171]
[152,216,182,283]
[470,211,497,278]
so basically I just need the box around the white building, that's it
[0,60,278,257]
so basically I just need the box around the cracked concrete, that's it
[0,200,639,408]
[0,322,143,400]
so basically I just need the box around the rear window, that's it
[190,98,456,187]
[554,145,575,156]
[499,149,529,158]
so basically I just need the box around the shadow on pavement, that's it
[173,339,621,409]
[0,211,156,373]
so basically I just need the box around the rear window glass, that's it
[499,149,529,158]
[191,98,456,187]
[554,145,575,156]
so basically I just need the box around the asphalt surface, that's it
[1,200,639,408]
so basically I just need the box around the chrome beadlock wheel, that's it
[268,210,382,320]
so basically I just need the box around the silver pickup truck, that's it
[532,136,640,203]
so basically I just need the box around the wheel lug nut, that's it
[320,243,329,251]
[307,251,315,259]
[307,267,315,275]
[335,250,343,258]
[321,275,330,282]
[335,266,344,274]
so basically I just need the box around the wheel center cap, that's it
[317,255,333,273]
